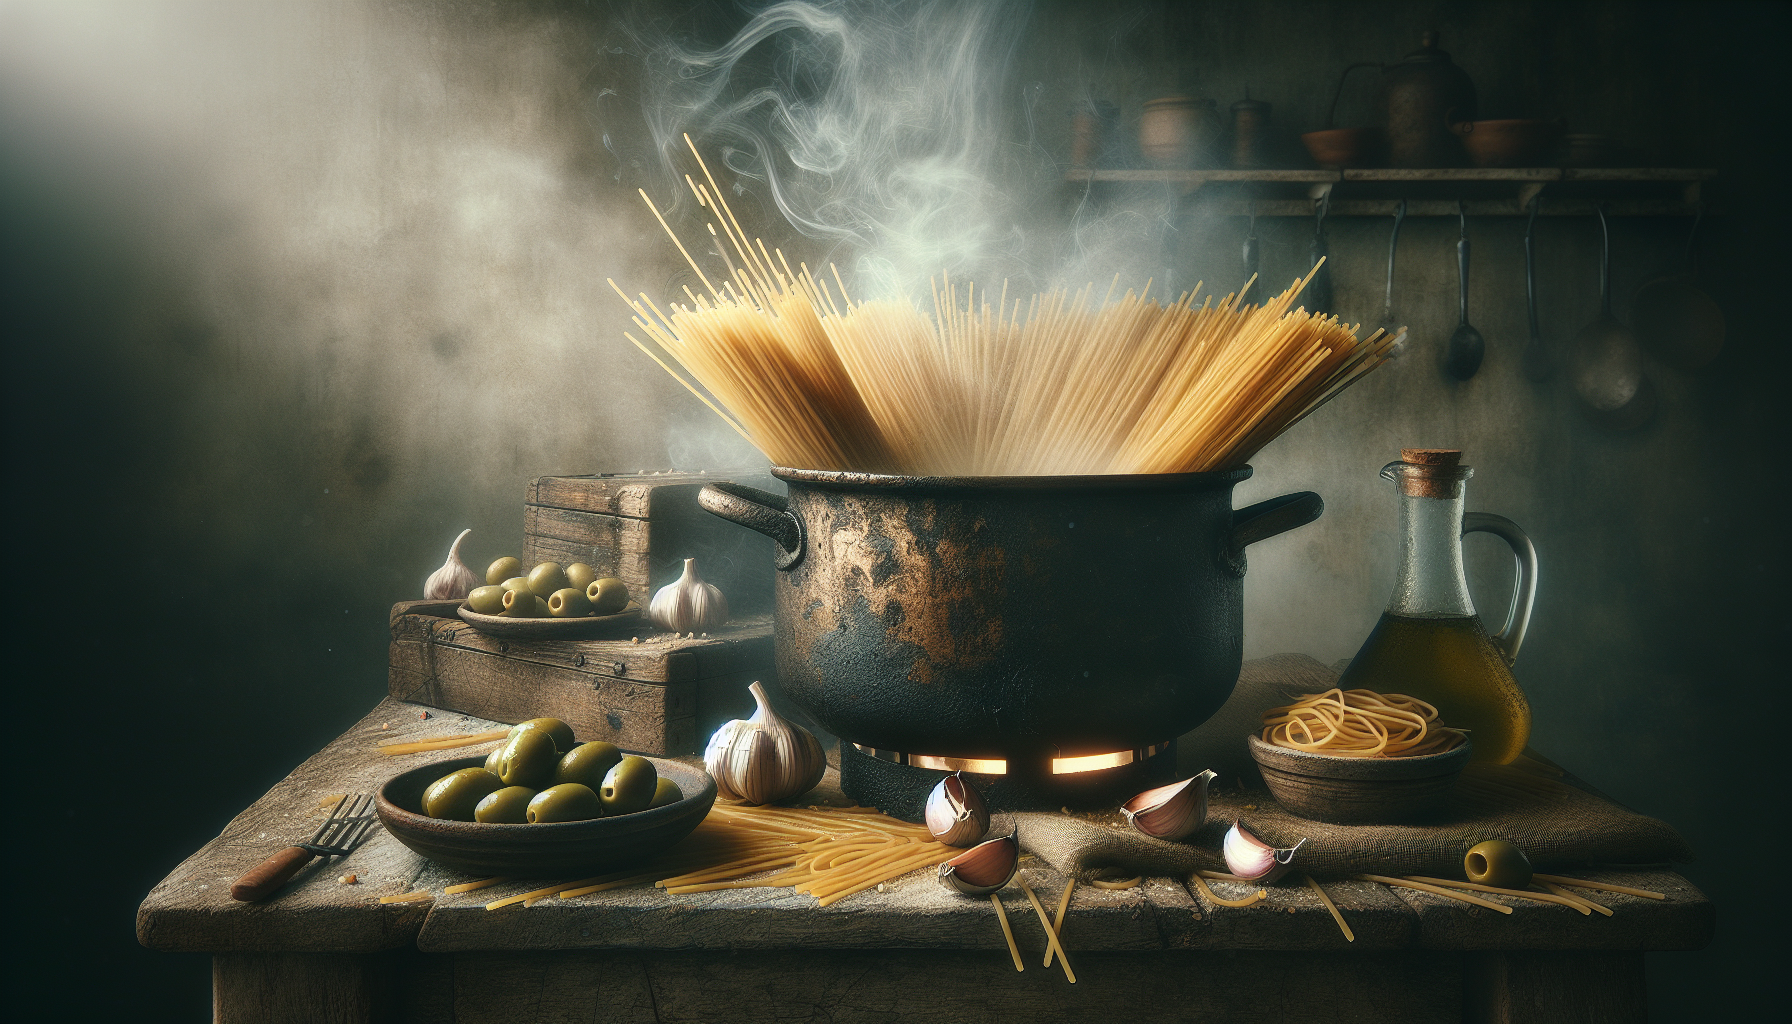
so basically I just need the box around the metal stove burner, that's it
[850,742,1174,776]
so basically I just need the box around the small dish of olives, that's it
[455,559,642,639]
[377,750,717,876]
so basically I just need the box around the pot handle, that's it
[1224,491,1324,576]
[1462,512,1537,665]
[698,482,807,571]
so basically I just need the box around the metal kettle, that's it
[1382,29,1477,166]
[1328,29,1478,168]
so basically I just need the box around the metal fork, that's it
[230,793,379,902]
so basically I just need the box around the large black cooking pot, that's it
[699,467,1322,789]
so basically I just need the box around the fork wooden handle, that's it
[231,846,317,902]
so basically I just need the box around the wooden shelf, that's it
[1063,167,1715,216]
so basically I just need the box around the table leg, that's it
[1464,951,1646,1024]
[212,952,394,1024]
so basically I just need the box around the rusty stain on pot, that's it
[815,500,1004,686]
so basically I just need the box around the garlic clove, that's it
[650,557,730,633]
[924,771,991,847]
[703,681,826,805]
[1120,769,1215,841]
[938,831,1019,895]
[424,529,480,600]
[1222,821,1306,883]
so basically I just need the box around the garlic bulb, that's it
[938,831,1019,895]
[650,558,729,633]
[1120,769,1216,841]
[424,529,480,600]
[1222,821,1306,882]
[704,681,825,805]
[924,772,990,847]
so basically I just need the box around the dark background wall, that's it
[2,1,1785,1019]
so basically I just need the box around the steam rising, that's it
[637,0,1046,296]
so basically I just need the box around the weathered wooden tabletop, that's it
[138,698,1714,1024]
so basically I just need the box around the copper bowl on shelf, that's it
[1300,127,1385,169]
[1247,734,1471,824]
[1449,118,1565,168]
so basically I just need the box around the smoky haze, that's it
[0,0,759,556]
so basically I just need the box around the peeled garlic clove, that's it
[424,529,480,600]
[650,557,729,633]
[703,681,826,805]
[1120,769,1215,841]
[938,831,1019,895]
[1222,821,1306,883]
[924,771,990,847]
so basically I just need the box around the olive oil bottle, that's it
[1337,450,1538,764]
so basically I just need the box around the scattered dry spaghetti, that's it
[479,802,954,912]
[1261,688,1467,758]
[611,136,1397,478]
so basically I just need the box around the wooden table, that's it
[138,699,1712,1023]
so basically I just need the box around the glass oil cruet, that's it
[1337,449,1538,763]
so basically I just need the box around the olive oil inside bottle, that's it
[1336,612,1531,764]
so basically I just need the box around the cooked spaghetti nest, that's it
[1261,688,1467,758]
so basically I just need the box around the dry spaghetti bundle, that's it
[612,137,1399,476]
[1261,688,1468,758]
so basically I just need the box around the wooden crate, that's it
[387,600,774,756]
[521,471,779,617]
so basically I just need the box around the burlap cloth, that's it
[1012,654,1693,880]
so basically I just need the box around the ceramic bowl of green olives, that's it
[375,718,716,876]
[456,557,640,639]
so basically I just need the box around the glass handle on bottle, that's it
[1462,512,1537,665]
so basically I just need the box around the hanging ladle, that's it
[1377,199,1407,355]
[1520,193,1551,381]
[1569,204,1655,428]
[1632,203,1724,370]
[1307,191,1333,314]
[1443,200,1485,381]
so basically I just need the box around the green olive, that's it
[1464,839,1533,889]
[555,740,622,791]
[484,745,504,774]
[486,556,523,587]
[473,785,536,824]
[548,588,592,617]
[422,767,505,821]
[466,585,507,615]
[649,777,683,809]
[586,577,629,615]
[500,587,536,617]
[493,728,560,789]
[527,562,570,598]
[509,718,575,755]
[500,576,532,594]
[600,755,658,815]
[527,783,602,823]
[565,562,599,592]
[534,595,551,616]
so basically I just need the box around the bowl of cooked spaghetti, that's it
[1248,688,1472,824]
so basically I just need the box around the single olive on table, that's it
[1464,839,1533,889]
[417,719,671,826]
[466,559,628,619]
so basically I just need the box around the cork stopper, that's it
[1395,448,1468,498]
[1402,448,1462,466]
